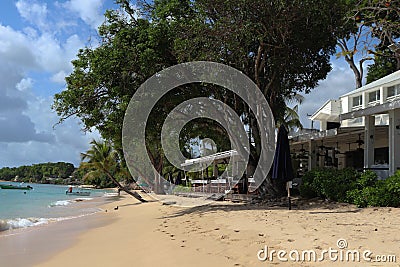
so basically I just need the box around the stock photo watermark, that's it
[257,239,396,263]
[122,61,276,204]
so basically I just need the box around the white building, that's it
[290,70,400,178]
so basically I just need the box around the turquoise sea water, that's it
[0,182,115,233]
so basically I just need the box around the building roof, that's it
[341,70,400,98]
[310,99,340,121]
[340,98,400,120]
[181,150,239,167]
[310,100,332,119]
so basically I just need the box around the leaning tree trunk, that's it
[248,113,286,198]
[104,170,147,203]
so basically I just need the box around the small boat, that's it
[65,191,91,196]
[0,184,33,190]
[65,185,91,196]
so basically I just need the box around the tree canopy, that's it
[337,0,400,87]
[54,0,351,196]
[0,162,75,184]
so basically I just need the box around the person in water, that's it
[66,186,73,194]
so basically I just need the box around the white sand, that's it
[33,195,400,266]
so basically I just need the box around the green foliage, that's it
[80,139,147,202]
[80,139,128,188]
[54,0,348,196]
[0,162,76,184]
[347,171,400,207]
[301,168,400,208]
[366,49,398,84]
[336,0,400,88]
[300,168,359,202]
[176,0,346,121]
[81,170,115,188]
[355,170,378,188]
[172,185,191,193]
[276,104,303,132]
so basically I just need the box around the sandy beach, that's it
[15,193,395,267]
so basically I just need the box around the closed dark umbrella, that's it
[175,172,182,185]
[272,124,294,209]
[168,173,174,184]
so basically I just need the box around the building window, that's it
[368,90,380,103]
[387,84,400,98]
[352,117,363,124]
[352,95,362,107]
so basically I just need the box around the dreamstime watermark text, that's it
[257,239,396,263]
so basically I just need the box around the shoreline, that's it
[0,209,117,267]
[0,191,124,267]
[0,185,118,234]
[33,196,400,267]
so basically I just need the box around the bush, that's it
[301,168,400,207]
[299,170,318,198]
[173,185,191,193]
[377,172,400,207]
[300,168,359,202]
[355,170,378,188]
[347,171,400,207]
[346,171,378,207]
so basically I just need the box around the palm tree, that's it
[80,139,147,202]
[276,93,304,132]
[276,104,303,132]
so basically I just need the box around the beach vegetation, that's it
[172,185,192,193]
[300,168,359,202]
[276,104,303,132]
[347,171,400,207]
[53,0,363,198]
[300,168,400,208]
[80,139,147,202]
[0,162,75,184]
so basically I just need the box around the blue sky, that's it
[0,0,362,168]
[0,0,122,168]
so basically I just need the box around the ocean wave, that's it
[49,200,72,207]
[0,210,101,234]
[74,197,93,201]
[0,218,51,232]
[49,197,93,207]
[103,192,119,197]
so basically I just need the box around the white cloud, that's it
[0,23,83,76]
[0,1,105,168]
[51,71,67,84]
[0,24,38,70]
[0,85,101,167]
[0,133,99,167]
[34,33,69,72]
[16,78,33,92]
[16,0,48,30]
[297,61,360,129]
[65,0,105,29]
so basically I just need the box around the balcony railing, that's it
[386,95,400,102]
[351,105,363,111]
[367,100,380,107]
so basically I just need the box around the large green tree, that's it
[171,0,347,195]
[337,0,400,87]
[367,45,399,83]
[54,0,348,197]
